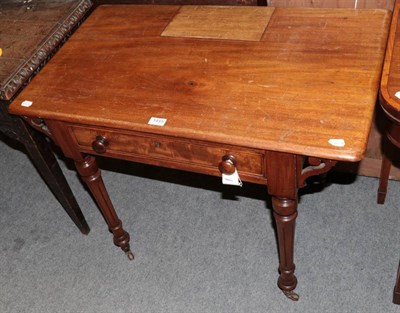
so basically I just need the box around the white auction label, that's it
[148,117,167,126]
[21,100,33,107]
[222,169,243,187]
[328,138,345,147]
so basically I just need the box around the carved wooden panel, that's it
[0,0,93,101]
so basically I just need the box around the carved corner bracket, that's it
[298,157,337,188]
[22,116,52,140]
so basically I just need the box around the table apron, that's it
[67,123,268,184]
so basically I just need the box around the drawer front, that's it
[70,126,265,178]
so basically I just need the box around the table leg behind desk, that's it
[21,122,90,234]
[394,263,400,304]
[378,142,392,204]
[0,109,90,234]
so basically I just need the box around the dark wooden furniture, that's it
[0,0,92,234]
[93,0,264,5]
[395,263,400,304]
[94,0,267,6]
[376,0,400,304]
[9,4,390,300]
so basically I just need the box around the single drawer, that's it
[70,125,265,178]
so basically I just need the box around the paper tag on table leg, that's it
[222,169,243,187]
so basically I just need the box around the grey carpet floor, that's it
[1,134,399,313]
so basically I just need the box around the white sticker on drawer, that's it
[222,169,243,187]
[148,117,167,126]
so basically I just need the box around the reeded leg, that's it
[378,153,391,204]
[75,155,133,260]
[394,263,400,304]
[265,151,299,300]
[272,197,299,301]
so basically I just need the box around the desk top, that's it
[0,0,92,101]
[9,5,391,161]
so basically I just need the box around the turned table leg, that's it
[45,120,133,259]
[265,152,336,301]
[266,151,299,301]
[272,197,299,300]
[75,155,133,260]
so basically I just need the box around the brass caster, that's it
[283,290,299,301]
[126,250,134,260]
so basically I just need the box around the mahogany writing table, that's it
[9,5,390,300]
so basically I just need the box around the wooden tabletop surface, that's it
[9,5,391,161]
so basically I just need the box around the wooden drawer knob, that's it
[218,154,237,175]
[92,135,109,154]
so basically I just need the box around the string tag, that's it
[222,169,243,187]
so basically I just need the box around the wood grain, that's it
[9,5,391,162]
[268,0,396,180]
